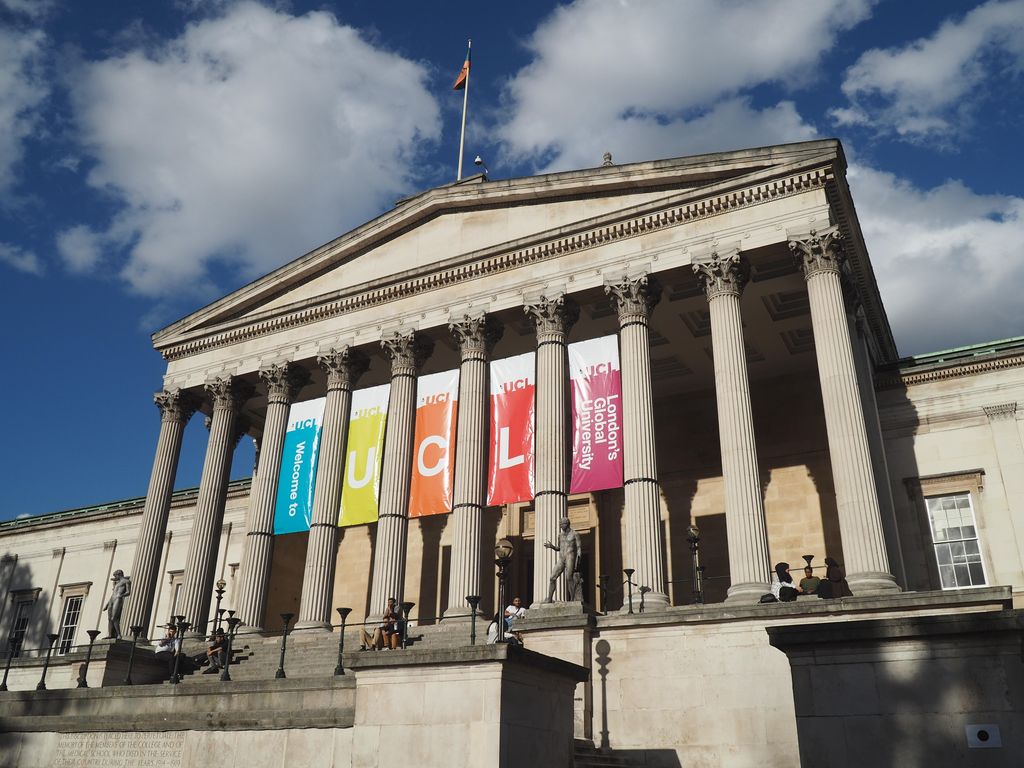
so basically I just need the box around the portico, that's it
[125,140,901,637]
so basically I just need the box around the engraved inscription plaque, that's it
[53,732,182,768]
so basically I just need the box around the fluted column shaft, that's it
[445,315,503,617]
[235,364,309,629]
[297,347,368,628]
[123,390,198,637]
[791,227,897,593]
[526,294,579,604]
[369,331,434,612]
[606,275,669,608]
[695,252,771,599]
[180,377,252,633]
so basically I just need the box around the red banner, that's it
[569,335,623,493]
[487,352,535,505]
[408,370,459,518]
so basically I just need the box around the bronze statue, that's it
[103,569,131,639]
[543,517,584,603]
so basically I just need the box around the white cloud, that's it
[495,0,874,170]
[850,165,1024,354]
[0,241,42,274]
[832,0,1024,141]
[0,25,48,193]
[1,0,56,19]
[63,1,441,298]
[57,224,102,272]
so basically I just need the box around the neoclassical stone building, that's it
[2,139,1023,767]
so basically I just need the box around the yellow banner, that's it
[339,384,390,527]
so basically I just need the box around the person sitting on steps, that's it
[360,597,402,650]
[202,628,227,673]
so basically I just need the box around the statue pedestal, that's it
[525,601,591,619]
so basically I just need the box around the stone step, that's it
[573,741,645,768]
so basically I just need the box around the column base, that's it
[725,581,771,603]
[847,571,900,595]
[619,591,670,613]
[441,606,484,621]
[293,620,333,632]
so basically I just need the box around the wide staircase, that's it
[173,620,479,685]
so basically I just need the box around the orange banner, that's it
[408,369,459,518]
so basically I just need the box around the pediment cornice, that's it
[156,158,839,362]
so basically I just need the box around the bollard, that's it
[275,613,294,680]
[334,607,352,676]
[123,626,143,685]
[76,630,102,688]
[35,634,59,691]
[465,596,481,645]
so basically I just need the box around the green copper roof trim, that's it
[900,335,1024,367]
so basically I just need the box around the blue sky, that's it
[1,0,1023,520]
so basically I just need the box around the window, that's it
[925,493,987,589]
[168,571,184,620]
[57,596,84,655]
[8,599,34,657]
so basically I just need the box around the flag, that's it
[453,46,471,91]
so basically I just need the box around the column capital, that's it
[692,249,749,301]
[524,293,579,342]
[317,346,370,391]
[204,376,254,412]
[605,273,663,324]
[154,388,200,424]
[381,330,434,378]
[449,313,504,362]
[259,363,310,406]
[789,226,845,279]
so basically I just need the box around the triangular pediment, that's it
[153,140,845,354]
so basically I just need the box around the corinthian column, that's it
[445,314,503,618]
[694,250,771,600]
[525,293,579,604]
[179,376,253,633]
[124,389,199,636]
[235,363,310,629]
[790,227,897,593]
[297,346,369,629]
[369,331,434,612]
[605,274,669,609]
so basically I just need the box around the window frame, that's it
[56,582,92,655]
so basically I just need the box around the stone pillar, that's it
[123,389,199,636]
[605,274,669,609]
[368,331,434,612]
[445,314,503,618]
[525,293,579,604]
[848,305,907,588]
[297,347,369,629]
[694,250,772,600]
[235,363,310,629]
[790,227,897,593]
[179,376,253,632]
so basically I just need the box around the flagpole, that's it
[457,39,471,181]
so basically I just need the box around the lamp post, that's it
[334,607,352,676]
[465,596,481,645]
[76,629,103,688]
[686,524,704,605]
[0,637,16,691]
[623,568,636,615]
[35,633,60,691]
[220,617,241,682]
[170,617,189,684]
[598,574,609,615]
[399,602,415,650]
[123,625,143,685]
[213,579,227,632]
[494,539,514,643]
[216,609,226,633]
[275,613,294,679]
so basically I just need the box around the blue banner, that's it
[273,397,326,534]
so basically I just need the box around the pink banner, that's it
[487,352,535,505]
[569,335,623,493]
